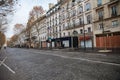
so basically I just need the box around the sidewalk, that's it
[33,48,120,65]
[51,48,120,55]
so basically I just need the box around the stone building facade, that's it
[93,0,120,49]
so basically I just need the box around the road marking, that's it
[0,57,7,66]
[86,53,107,56]
[71,57,120,67]
[34,51,120,67]
[2,63,15,74]
[0,57,15,74]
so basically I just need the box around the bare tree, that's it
[9,34,19,46]
[17,28,26,47]
[25,18,33,48]
[29,6,45,48]
[13,23,25,34]
[0,15,7,32]
[0,31,6,49]
[0,0,18,33]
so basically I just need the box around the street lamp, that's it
[82,14,86,51]
[83,25,86,51]
[98,11,112,52]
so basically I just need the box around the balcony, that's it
[110,0,118,2]
[98,16,103,21]
[86,8,90,11]
[64,22,84,30]
[64,25,73,30]
[75,22,84,27]
[108,0,119,6]
[111,13,117,17]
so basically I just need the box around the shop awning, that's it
[79,36,91,40]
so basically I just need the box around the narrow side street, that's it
[0,48,120,80]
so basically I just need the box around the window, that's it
[63,33,65,36]
[85,3,91,11]
[98,10,103,20]
[99,23,103,29]
[80,29,83,34]
[86,15,91,24]
[56,27,57,32]
[67,3,69,9]
[67,22,70,28]
[77,0,82,3]
[60,33,61,37]
[97,0,102,7]
[73,19,75,26]
[112,20,118,27]
[79,18,83,25]
[73,10,76,16]
[62,7,65,12]
[79,6,83,13]
[68,32,70,36]
[88,27,91,32]
[111,5,117,17]
[68,11,70,18]
[63,24,65,29]
[72,0,75,2]
[72,1,75,6]
[59,26,61,31]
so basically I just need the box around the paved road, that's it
[0,48,120,80]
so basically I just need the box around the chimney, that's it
[49,3,54,9]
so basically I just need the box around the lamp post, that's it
[102,23,107,50]
[83,14,86,51]
[98,11,112,52]
[83,25,86,51]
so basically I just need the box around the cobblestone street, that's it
[0,48,120,80]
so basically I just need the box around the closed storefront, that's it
[41,41,47,48]
[96,32,120,48]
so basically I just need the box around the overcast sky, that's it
[6,0,57,38]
